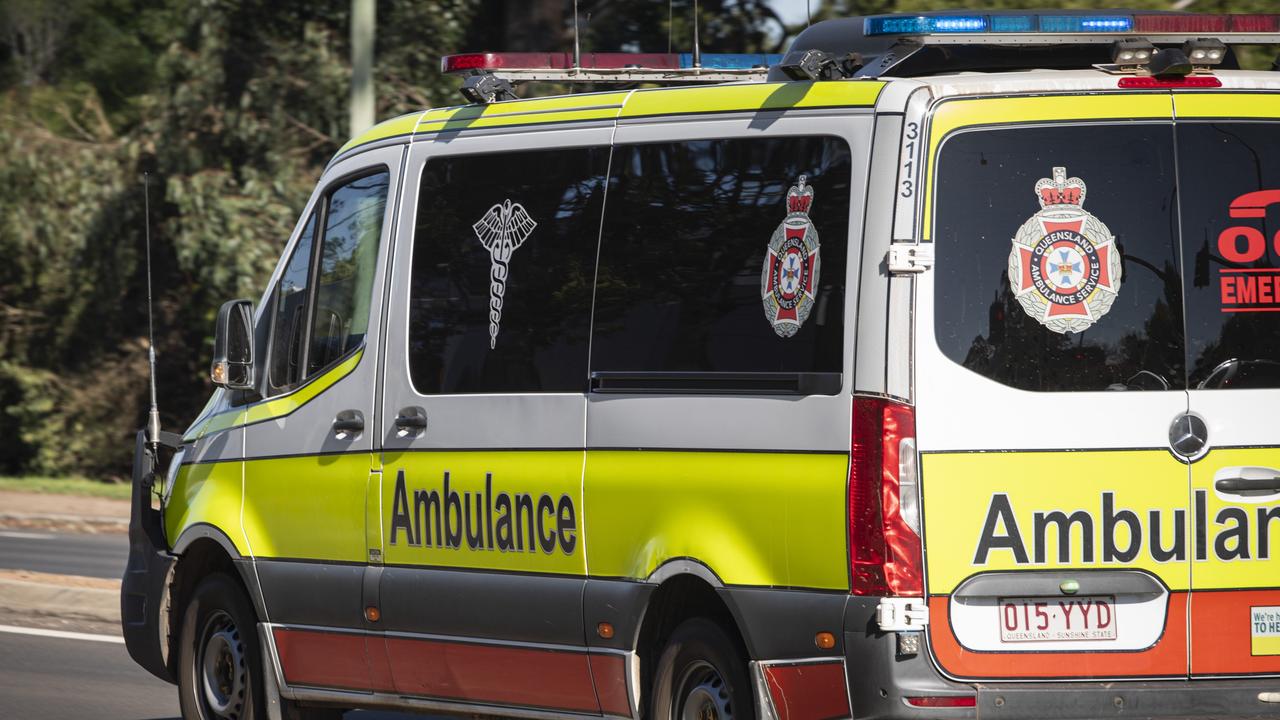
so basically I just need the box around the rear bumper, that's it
[843,597,1280,720]
[120,430,179,684]
[975,680,1280,720]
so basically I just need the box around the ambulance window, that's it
[932,124,1186,392]
[407,146,607,394]
[1177,122,1280,390]
[268,212,317,394]
[590,136,850,380]
[307,170,390,376]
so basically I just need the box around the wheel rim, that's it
[198,609,247,719]
[677,660,733,720]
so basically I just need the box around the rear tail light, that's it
[850,397,923,596]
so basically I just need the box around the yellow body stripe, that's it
[1191,447,1280,591]
[335,81,884,159]
[922,94,1173,240]
[922,450,1191,594]
[1174,92,1280,119]
[166,461,248,554]
[619,80,883,118]
[337,111,426,156]
[184,349,363,441]
[584,451,849,589]
[381,451,587,575]
[242,453,373,563]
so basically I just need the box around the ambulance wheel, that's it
[178,573,265,720]
[650,618,753,720]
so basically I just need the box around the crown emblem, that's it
[787,175,814,215]
[1034,166,1086,208]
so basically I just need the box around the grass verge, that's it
[0,476,131,500]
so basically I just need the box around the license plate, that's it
[998,596,1118,642]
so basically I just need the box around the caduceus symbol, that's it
[472,199,537,348]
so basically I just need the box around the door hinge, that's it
[876,597,929,631]
[887,243,934,274]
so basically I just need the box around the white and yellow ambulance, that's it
[122,11,1280,720]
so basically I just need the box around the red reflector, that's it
[1132,13,1280,33]
[905,696,978,708]
[1118,76,1223,89]
[441,52,685,74]
[849,397,922,596]
[1132,15,1228,33]
[1227,14,1280,32]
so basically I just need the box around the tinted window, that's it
[1177,122,1280,390]
[268,213,317,394]
[408,147,607,394]
[933,124,1185,392]
[308,171,390,375]
[591,137,851,376]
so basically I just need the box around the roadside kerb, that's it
[0,570,120,626]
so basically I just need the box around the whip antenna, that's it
[572,0,581,76]
[143,173,161,449]
[691,0,702,70]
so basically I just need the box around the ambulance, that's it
[122,11,1280,720]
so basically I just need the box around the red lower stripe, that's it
[590,652,632,716]
[275,628,606,711]
[385,635,600,711]
[273,628,375,691]
[763,661,850,720]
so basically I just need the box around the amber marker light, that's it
[596,622,615,639]
[815,631,836,650]
[364,606,380,622]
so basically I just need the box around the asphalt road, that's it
[0,629,434,720]
[0,530,445,719]
[0,529,129,579]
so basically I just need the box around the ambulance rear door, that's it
[914,95,1193,681]
[1174,92,1280,678]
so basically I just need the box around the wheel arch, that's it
[634,562,756,711]
[167,524,262,677]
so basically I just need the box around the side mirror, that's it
[211,299,255,390]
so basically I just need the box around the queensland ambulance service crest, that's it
[1008,167,1122,334]
[761,175,821,337]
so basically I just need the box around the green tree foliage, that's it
[0,0,476,478]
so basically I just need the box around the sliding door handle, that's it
[332,410,364,437]
[1214,467,1280,497]
[395,407,427,436]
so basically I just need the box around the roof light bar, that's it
[863,12,1280,40]
[441,51,780,85]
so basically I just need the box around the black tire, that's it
[177,573,266,720]
[649,618,754,720]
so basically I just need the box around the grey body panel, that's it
[255,559,366,629]
[379,566,586,646]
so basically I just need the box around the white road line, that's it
[0,624,124,644]
[0,531,53,540]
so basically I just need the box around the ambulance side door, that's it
[376,127,608,711]
[1173,97,1280,677]
[241,146,402,692]
[914,98,1194,681]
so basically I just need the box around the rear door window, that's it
[1176,122,1280,389]
[590,136,851,386]
[408,146,608,394]
[932,124,1185,392]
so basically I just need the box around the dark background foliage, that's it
[0,0,1272,479]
